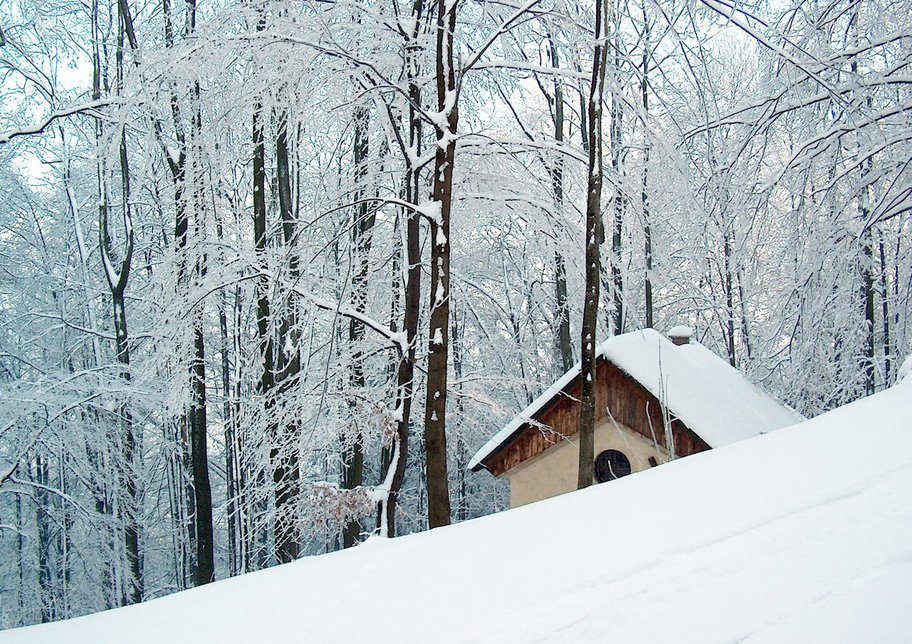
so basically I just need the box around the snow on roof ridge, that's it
[469,328,801,471]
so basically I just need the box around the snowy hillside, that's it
[3,379,911,643]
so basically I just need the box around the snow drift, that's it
[3,378,911,643]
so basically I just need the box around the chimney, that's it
[667,325,693,346]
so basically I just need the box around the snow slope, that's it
[470,329,803,469]
[4,379,911,643]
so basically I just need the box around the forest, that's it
[0,0,909,628]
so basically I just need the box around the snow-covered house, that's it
[469,327,803,507]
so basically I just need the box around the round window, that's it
[594,449,631,483]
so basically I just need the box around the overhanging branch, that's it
[0,99,117,145]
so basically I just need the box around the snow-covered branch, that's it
[0,99,117,145]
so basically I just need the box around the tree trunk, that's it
[252,95,276,565]
[548,35,573,374]
[723,223,737,367]
[273,108,301,562]
[641,7,654,329]
[424,0,459,528]
[187,6,214,580]
[452,305,468,522]
[609,6,624,336]
[578,0,609,491]
[35,455,52,623]
[377,9,424,532]
[861,228,875,395]
[879,237,891,383]
[159,0,215,588]
[215,216,239,575]
[93,0,142,607]
[343,104,372,548]
[189,313,213,585]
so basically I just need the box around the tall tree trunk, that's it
[578,0,609,491]
[252,95,276,565]
[860,228,875,394]
[548,35,573,374]
[737,264,753,361]
[215,215,239,575]
[100,8,142,595]
[545,34,573,373]
[641,6,654,329]
[161,0,214,586]
[722,222,737,367]
[848,5,875,396]
[451,305,468,522]
[248,0,274,568]
[857,149,875,395]
[879,237,891,383]
[184,0,215,590]
[16,487,25,624]
[424,0,459,528]
[99,140,141,604]
[273,108,301,562]
[35,455,52,623]
[233,285,251,571]
[90,0,122,609]
[377,3,424,532]
[609,6,624,336]
[189,311,213,585]
[342,104,372,548]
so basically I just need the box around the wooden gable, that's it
[481,359,710,477]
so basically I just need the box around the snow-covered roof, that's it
[6,378,911,643]
[469,328,803,471]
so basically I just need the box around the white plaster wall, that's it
[504,419,670,508]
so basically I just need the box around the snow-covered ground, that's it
[3,377,911,643]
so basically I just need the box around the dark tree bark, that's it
[861,228,875,394]
[451,305,468,522]
[879,237,891,382]
[578,0,609,491]
[272,108,301,563]
[252,95,275,568]
[218,283,240,575]
[212,185,242,575]
[377,2,424,533]
[423,0,459,528]
[722,222,737,367]
[100,91,142,605]
[162,0,197,588]
[188,1,214,584]
[859,156,875,395]
[641,7,654,330]
[189,307,213,585]
[738,264,753,361]
[16,487,25,624]
[849,6,876,396]
[342,104,372,548]
[608,10,624,337]
[159,0,215,587]
[35,455,52,623]
[248,0,273,570]
[102,133,142,605]
[93,0,143,606]
[548,35,573,373]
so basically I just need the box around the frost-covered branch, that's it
[0,99,116,145]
